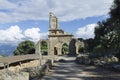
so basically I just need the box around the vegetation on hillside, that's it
[0,55,3,57]
[14,40,35,55]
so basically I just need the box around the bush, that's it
[14,40,35,55]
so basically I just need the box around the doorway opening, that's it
[62,43,69,55]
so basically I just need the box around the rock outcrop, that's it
[76,54,91,65]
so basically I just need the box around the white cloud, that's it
[76,23,97,39]
[40,32,49,39]
[24,28,41,41]
[24,28,48,41]
[0,0,113,23]
[0,25,24,43]
[0,25,48,44]
[0,0,16,9]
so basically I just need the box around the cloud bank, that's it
[76,23,97,39]
[0,0,113,23]
[0,25,48,44]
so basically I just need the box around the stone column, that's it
[56,18,59,29]
[57,46,62,55]
[49,12,58,30]
[35,40,42,65]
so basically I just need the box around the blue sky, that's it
[0,0,113,45]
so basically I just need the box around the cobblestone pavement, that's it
[42,56,120,80]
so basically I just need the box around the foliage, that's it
[91,0,120,58]
[41,41,48,55]
[78,45,84,53]
[110,0,120,19]
[0,55,3,57]
[14,40,35,55]
[93,45,107,56]
[62,43,69,54]
[84,39,95,53]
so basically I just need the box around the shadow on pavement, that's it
[42,57,120,80]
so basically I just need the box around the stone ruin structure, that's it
[36,12,84,56]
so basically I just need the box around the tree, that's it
[110,0,120,19]
[14,40,35,55]
[78,45,84,53]
[93,0,120,57]
[41,41,48,55]
[62,43,69,54]
[109,0,120,57]
[84,38,95,53]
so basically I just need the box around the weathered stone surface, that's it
[91,56,119,66]
[0,70,29,80]
[42,56,120,80]
[21,59,52,80]
[114,65,120,71]
[76,54,91,65]
[0,63,4,67]
[35,12,84,56]
[101,56,119,63]
[76,54,119,66]
[91,59,103,65]
[22,66,42,79]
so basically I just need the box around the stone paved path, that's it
[42,56,120,80]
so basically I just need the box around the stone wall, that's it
[0,70,29,80]
[0,60,39,80]
[0,59,53,80]
[7,60,40,72]
[21,59,52,80]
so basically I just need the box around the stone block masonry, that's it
[0,70,29,80]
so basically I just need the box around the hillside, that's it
[0,44,16,56]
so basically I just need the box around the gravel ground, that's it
[41,56,120,80]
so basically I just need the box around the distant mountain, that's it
[0,44,17,56]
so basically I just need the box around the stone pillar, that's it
[49,12,53,29]
[35,40,41,55]
[35,40,42,65]
[76,43,79,54]
[57,47,62,55]
[48,39,54,56]
[56,18,59,29]
[49,12,59,30]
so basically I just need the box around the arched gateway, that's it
[35,13,84,56]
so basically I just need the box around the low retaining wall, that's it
[0,59,53,80]
[0,70,29,80]
[21,59,52,80]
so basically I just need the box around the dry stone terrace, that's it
[0,54,54,69]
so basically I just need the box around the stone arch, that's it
[49,36,73,56]
[53,41,70,55]
[36,12,84,56]
[40,40,48,55]
[62,43,69,55]
[54,42,62,55]
[35,39,49,55]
